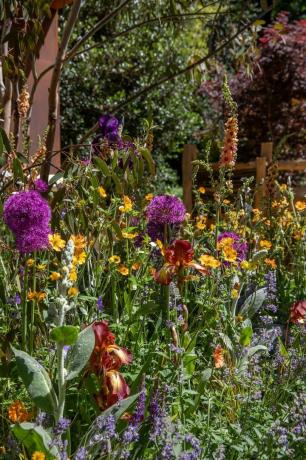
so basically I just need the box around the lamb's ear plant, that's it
[11,239,95,456]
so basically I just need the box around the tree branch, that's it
[66,0,132,61]
[77,8,272,145]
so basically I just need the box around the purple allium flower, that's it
[15,226,51,253]
[75,447,88,460]
[3,191,51,253]
[53,417,71,436]
[146,195,186,226]
[97,296,104,311]
[34,178,49,193]
[217,231,248,263]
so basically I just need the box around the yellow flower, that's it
[280,184,287,191]
[73,251,87,265]
[132,262,141,270]
[217,237,235,250]
[26,259,35,267]
[49,271,61,281]
[118,265,129,276]
[265,258,277,269]
[259,240,272,249]
[69,268,77,282]
[199,254,221,268]
[198,187,206,194]
[49,233,66,252]
[122,232,138,240]
[119,196,133,213]
[145,193,154,201]
[109,255,121,264]
[223,246,237,262]
[293,230,303,240]
[98,186,107,198]
[295,201,306,211]
[223,199,231,205]
[32,452,45,460]
[27,290,37,301]
[37,264,46,271]
[68,287,79,297]
[71,234,86,250]
[241,260,250,270]
[231,289,239,299]
[196,216,206,230]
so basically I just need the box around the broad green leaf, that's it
[240,288,267,318]
[202,368,212,381]
[49,171,64,186]
[12,347,57,413]
[12,157,24,182]
[12,422,58,459]
[12,423,58,459]
[66,325,95,381]
[95,393,140,421]
[237,345,267,375]
[139,147,155,175]
[50,325,79,345]
[239,326,253,347]
[0,127,11,152]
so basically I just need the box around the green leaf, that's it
[66,325,95,381]
[240,288,267,319]
[94,393,140,421]
[139,147,155,175]
[12,157,24,182]
[202,368,212,381]
[49,171,64,186]
[237,345,267,375]
[12,347,57,413]
[50,326,79,345]
[278,337,289,358]
[12,422,59,459]
[0,127,11,152]
[93,157,111,176]
[239,326,253,347]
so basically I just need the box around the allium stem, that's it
[21,264,28,351]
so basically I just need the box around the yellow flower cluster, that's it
[119,196,133,213]
[217,237,237,262]
[27,291,46,302]
[199,254,220,268]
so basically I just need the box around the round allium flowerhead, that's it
[217,231,248,263]
[3,191,51,234]
[146,195,186,225]
[15,226,51,254]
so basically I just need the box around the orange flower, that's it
[49,271,61,281]
[145,193,154,201]
[265,258,277,269]
[117,265,129,276]
[198,186,206,194]
[68,287,79,297]
[219,116,238,168]
[132,262,141,270]
[98,186,107,198]
[295,201,306,211]
[259,240,272,249]
[32,452,45,460]
[213,345,224,368]
[8,400,31,423]
[119,196,133,213]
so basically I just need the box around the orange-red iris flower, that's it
[89,321,132,410]
[154,240,208,285]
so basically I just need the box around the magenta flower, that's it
[146,195,186,225]
[3,190,51,253]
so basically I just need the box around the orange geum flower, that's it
[8,400,31,423]
[145,193,154,201]
[119,196,133,213]
[132,262,141,270]
[69,268,77,282]
[49,233,66,252]
[26,259,35,267]
[196,216,206,230]
[198,186,206,194]
[27,290,37,301]
[222,246,237,263]
[259,240,272,249]
[199,254,221,268]
[49,271,61,281]
[213,345,225,368]
[295,201,306,211]
[37,292,46,302]
[118,265,129,276]
[73,251,87,265]
[32,452,45,460]
[68,287,79,297]
[265,258,277,269]
[71,234,86,250]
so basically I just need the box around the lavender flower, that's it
[75,447,88,460]
[180,434,201,460]
[3,190,51,253]
[97,296,104,312]
[146,195,186,226]
[53,417,71,436]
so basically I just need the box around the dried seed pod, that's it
[18,88,30,118]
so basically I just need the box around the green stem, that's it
[161,284,170,322]
[21,263,29,351]
[29,255,37,355]
[56,300,66,422]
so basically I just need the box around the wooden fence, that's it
[182,142,306,212]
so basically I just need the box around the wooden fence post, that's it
[182,144,198,213]
[260,142,273,162]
